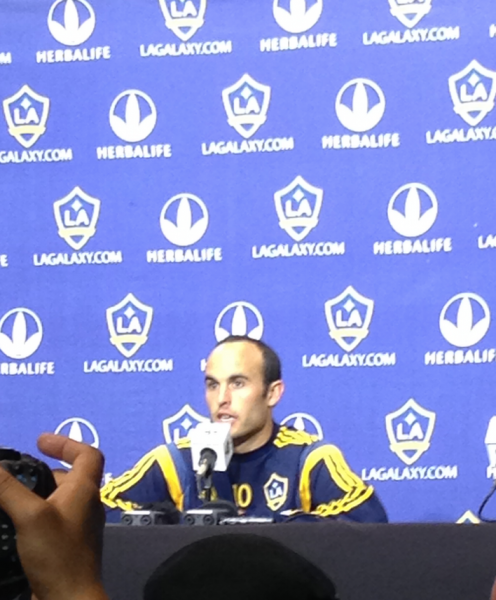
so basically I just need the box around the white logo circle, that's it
[160,194,209,247]
[335,78,386,133]
[273,0,323,34]
[54,417,99,467]
[439,293,491,348]
[387,183,438,238]
[109,90,157,143]
[281,413,324,440]
[215,302,264,342]
[48,0,96,46]
[0,308,43,359]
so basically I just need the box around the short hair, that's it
[214,335,282,387]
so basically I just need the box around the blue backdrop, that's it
[1,0,496,523]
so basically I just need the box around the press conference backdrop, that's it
[0,0,496,523]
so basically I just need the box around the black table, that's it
[103,522,496,600]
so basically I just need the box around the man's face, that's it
[204,341,282,453]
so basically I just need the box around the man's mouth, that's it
[216,414,237,424]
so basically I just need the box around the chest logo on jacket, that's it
[263,473,289,511]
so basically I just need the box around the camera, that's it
[0,449,56,600]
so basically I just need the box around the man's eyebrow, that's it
[227,374,249,380]
[204,375,218,382]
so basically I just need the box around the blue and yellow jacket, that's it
[101,424,388,523]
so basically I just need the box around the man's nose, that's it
[217,384,231,406]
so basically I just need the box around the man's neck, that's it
[233,422,275,454]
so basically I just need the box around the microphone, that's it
[190,422,233,475]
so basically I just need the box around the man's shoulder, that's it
[273,425,321,449]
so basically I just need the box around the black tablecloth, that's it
[103,522,496,600]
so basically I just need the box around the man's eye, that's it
[206,381,218,390]
[232,380,245,388]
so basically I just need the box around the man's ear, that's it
[267,380,284,408]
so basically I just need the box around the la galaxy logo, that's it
[273,0,323,34]
[162,404,209,444]
[485,416,496,479]
[109,90,157,143]
[160,193,209,246]
[263,473,289,511]
[448,60,496,127]
[3,85,49,148]
[222,74,271,139]
[388,0,432,29]
[55,417,99,467]
[325,286,374,352]
[106,294,153,358]
[53,186,101,250]
[388,183,438,237]
[335,79,386,133]
[274,176,323,242]
[281,413,324,440]
[0,308,43,360]
[386,399,436,465]
[158,0,206,41]
[48,0,96,46]
[439,293,490,348]
[215,301,264,342]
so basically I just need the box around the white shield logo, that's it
[485,417,496,478]
[222,74,271,139]
[439,292,490,348]
[281,413,324,440]
[53,186,101,250]
[160,193,209,246]
[0,308,43,360]
[3,85,50,149]
[106,293,153,358]
[387,183,438,238]
[109,90,157,143]
[388,0,432,29]
[385,399,436,466]
[448,60,496,127]
[215,301,264,342]
[274,176,323,242]
[273,0,323,34]
[162,404,210,444]
[54,417,99,467]
[158,0,207,42]
[335,78,386,133]
[48,0,96,46]
[263,473,289,511]
[325,286,374,353]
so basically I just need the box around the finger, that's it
[52,469,68,486]
[0,465,44,525]
[37,434,104,485]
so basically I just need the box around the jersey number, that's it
[233,483,253,508]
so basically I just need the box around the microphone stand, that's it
[196,468,213,503]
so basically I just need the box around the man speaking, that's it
[101,336,387,523]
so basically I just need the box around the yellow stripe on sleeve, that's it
[299,444,373,516]
[153,445,185,512]
[100,450,159,508]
